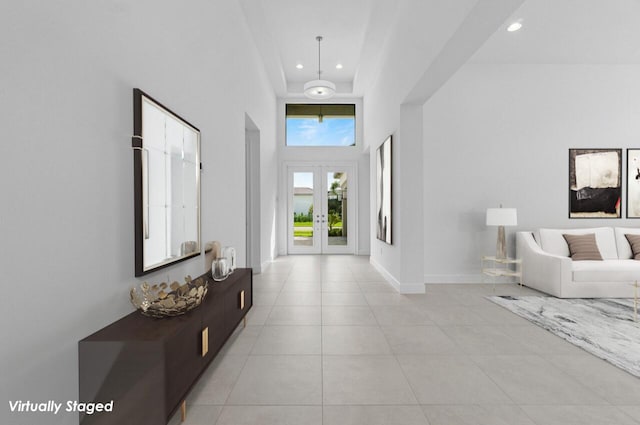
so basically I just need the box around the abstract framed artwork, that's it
[376,135,392,244]
[569,148,621,218]
[627,149,640,218]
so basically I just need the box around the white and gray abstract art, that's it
[488,296,640,378]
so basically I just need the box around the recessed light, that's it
[336,63,343,69]
[296,64,304,69]
[507,20,523,32]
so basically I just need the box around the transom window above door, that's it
[285,104,355,147]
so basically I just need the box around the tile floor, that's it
[170,255,640,425]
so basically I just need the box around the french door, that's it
[287,164,355,254]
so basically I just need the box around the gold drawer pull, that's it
[201,327,209,357]
[240,290,245,310]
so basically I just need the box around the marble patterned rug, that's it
[487,296,640,378]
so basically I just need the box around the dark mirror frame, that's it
[133,88,202,277]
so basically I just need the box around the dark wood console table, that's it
[78,268,252,425]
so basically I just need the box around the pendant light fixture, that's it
[303,36,336,99]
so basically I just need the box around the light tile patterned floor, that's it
[170,255,640,425]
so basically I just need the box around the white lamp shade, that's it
[486,208,517,226]
[303,79,336,99]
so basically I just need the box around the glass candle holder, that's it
[222,246,236,273]
[211,258,230,281]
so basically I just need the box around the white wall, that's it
[0,2,276,423]
[364,0,478,292]
[422,64,640,282]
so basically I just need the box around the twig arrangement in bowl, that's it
[130,275,208,318]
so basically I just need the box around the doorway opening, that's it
[287,164,356,255]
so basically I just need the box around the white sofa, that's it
[516,227,640,298]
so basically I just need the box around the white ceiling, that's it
[260,0,371,84]
[240,0,640,99]
[240,0,396,97]
[471,0,640,64]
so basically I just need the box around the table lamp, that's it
[486,206,517,259]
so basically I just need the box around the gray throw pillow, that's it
[625,234,640,260]
[562,233,603,261]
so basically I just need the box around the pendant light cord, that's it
[316,35,322,80]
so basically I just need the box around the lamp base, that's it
[496,226,506,259]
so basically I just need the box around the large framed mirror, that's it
[133,89,201,277]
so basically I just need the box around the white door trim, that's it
[283,161,358,255]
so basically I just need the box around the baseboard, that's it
[424,274,483,284]
[396,282,427,294]
[252,260,270,274]
[370,258,426,294]
[424,273,518,284]
[253,262,263,274]
[369,258,402,292]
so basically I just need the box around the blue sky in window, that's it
[294,172,314,189]
[293,172,341,189]
[286,117,355,146]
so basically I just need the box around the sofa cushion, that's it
[538,227,617,260]
[572,260,640,282]
[625,234,640,260]
[615,227,640,259]
[563,234,603,261]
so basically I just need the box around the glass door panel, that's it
[288,169,321,254]
[322,169,352,254]
[287,165,354,255]
[293,172,315,247]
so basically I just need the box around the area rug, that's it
[487,296,640,378]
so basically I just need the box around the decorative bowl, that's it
[130,275,208,318]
